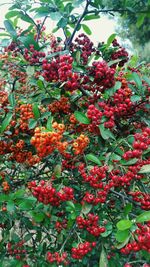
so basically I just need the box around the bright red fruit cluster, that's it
[76,213,105,236]
[71,241,96,259]
[121,222,150,254]
[29,180,74,206]
[47,251,68,265]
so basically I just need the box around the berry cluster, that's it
[111,39,129,67]
[55,219,67,233]
[2,181,10,192]
[18,104,34,131]
[82,190,108,205]
[24,45,45,64]
[0,90,8,108]
[76,213,105,236]
[71,241,96,259]
[72,134,89,155]
[123,127,150,160]
[31,123,67,157]
[42,55,79,91]
[48,96,70,114]
[47,251,68,265]
[129,191,150,210]
[87,77,147,132]
[79,164,107,189]
[29,180,74,206]
[89,61,115,91]
[7,240,26,260]
[71,33,95,65]
[121,223,150,254]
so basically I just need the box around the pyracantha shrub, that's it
[0,0,150,267]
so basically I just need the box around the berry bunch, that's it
[24,45,45,64]
[72,134,89,155]
[18,104,34,131]
[89,61,115,91]
[111,39,129,67]
[47,251,68,265]
[29,180,74,206]
[76,213,105,236]
[71,33,95,65]
[48,96,70,114]
[121,223,150,254]
[129,191,150,210]
[55,219,67,233]
[79,164,107,189]
[7,240,26,260]
[42,55,79,90]
[31,123,67,157]
[123,127,150,160]
[71,241,96,259]
[2,181,10,192]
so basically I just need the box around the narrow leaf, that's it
[0,112,13,133]
[74,111,91,124]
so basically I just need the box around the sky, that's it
[0,0,117,44]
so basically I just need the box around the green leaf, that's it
[82,24,92,35]
[53,164,62,178]
[8,93,16,107]
[108,58,124,67]
[7,201,15,212]
[143,75,150,85]
[99,246,108,267]
[26,66,35,76]
[46,115,53,131]
[121,158,138,165]
[76,50,81,64]
[5,11,20,19]
[57,17,68,28]
[115,229,130,243]
[20,13,34,24]
[32,104,40,119]
[101,222,112,237]
[19,34,40,50]
[124,203,133,216]
[19,198,36,210]
[117,219,132,231]
[130,95,141,102]
[74,111,91,124]
[0,112,13,133]
[106,33,116,48]
[4,20,17,39]
[81,203,92,215]
[0,38,11,47]
[131,72,142,90]
[136,211,150,223]
[84,14,100,21]
[136,14,145,28]
[99,124,115,140]
[85,154,102,165]
[28,118,37,129]
[50,12,62,21]
[30,211,45,222]
[138,164,150,173]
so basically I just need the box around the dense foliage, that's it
[0,0,150,266]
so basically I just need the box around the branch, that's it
[36,16,48,43]
[66,0,89,48]
[86,8,150,15]
[110,189,141,206]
